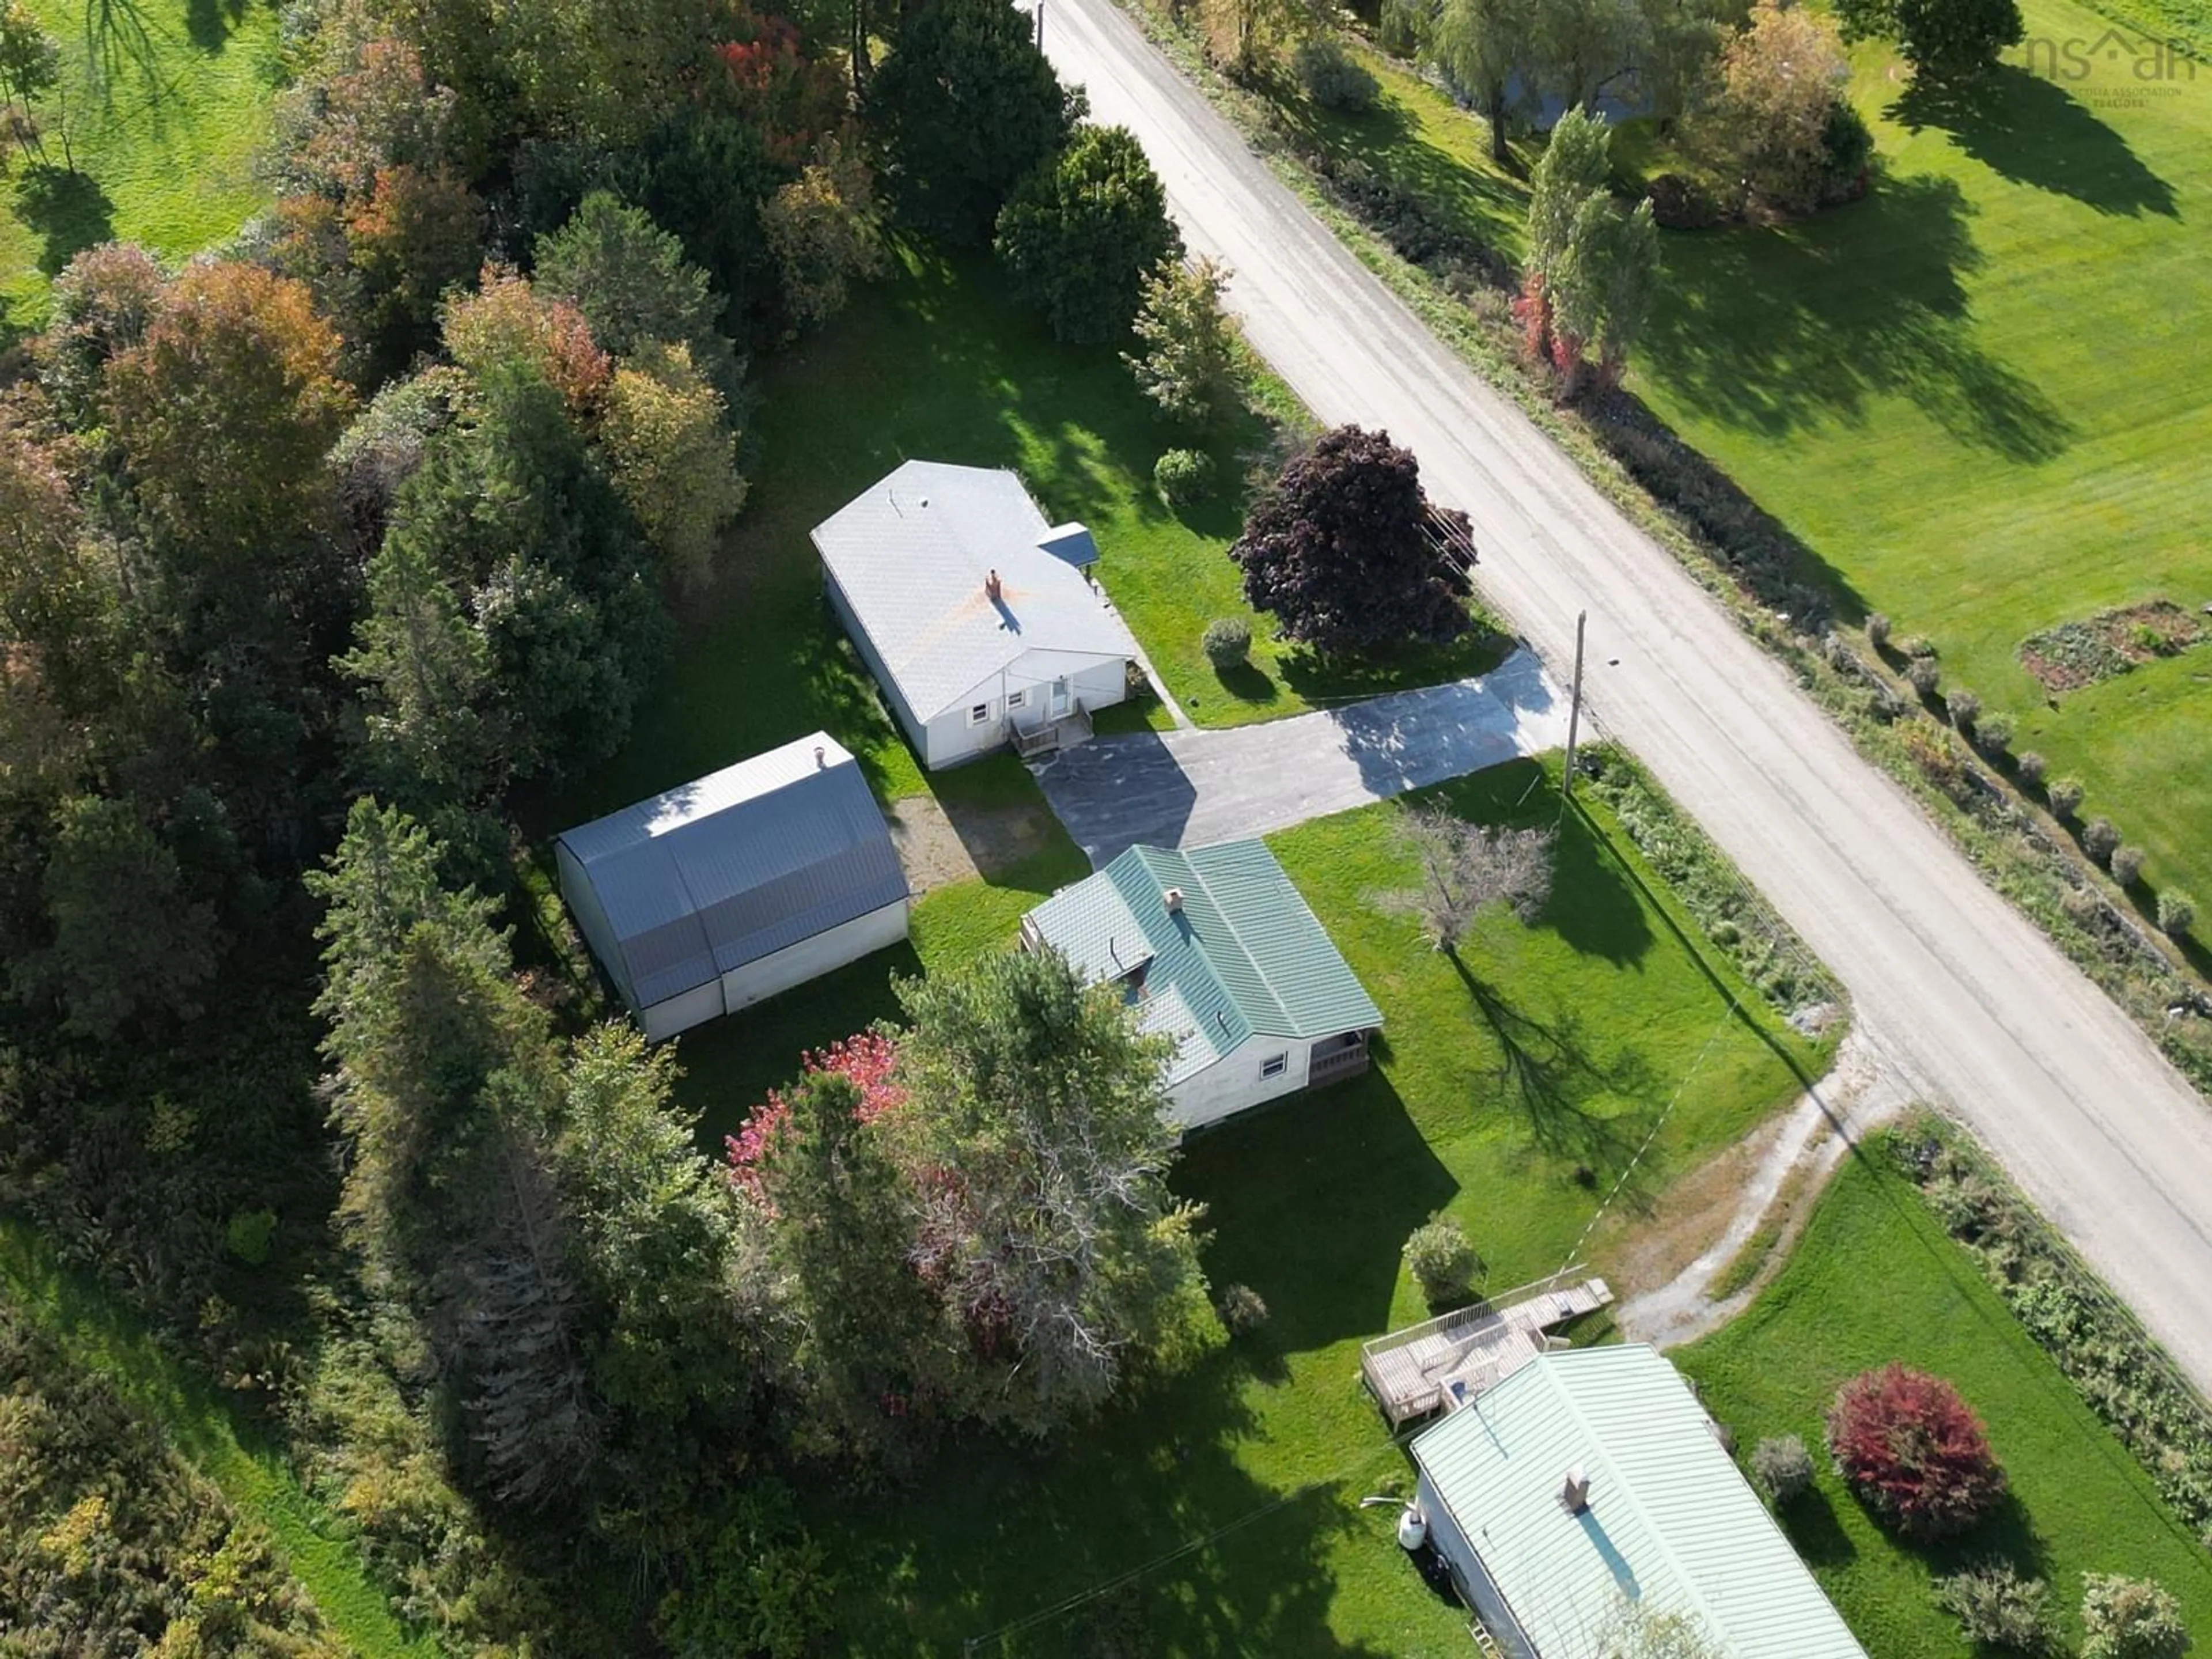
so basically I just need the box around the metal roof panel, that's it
[557,733,906,1010]
[1412,1347,1868,1659]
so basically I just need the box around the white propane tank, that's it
[1397,1505,1429,1551]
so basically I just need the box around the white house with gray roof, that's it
[555,733,909,1041]
[1020,840,1383,1129]
[812,460,1140,770]
[1411,1344,1868,1659]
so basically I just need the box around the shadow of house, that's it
[1891,65,2179,219]
[1032,728,1200,865]
[1176,1065,1459,1352]
[1639,172,2074,464]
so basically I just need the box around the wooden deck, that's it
[1359,1273,1613,1427]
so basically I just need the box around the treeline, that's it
[0,0,1214,1650]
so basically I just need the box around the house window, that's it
[968,702,992,726]
[1260,1053,1289,1080]
[1007,688,1028,710]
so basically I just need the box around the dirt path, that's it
[1614,1031,1913,1349]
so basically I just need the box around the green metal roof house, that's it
[1411,1345,1868,1659]
[1020,840,1382,1129]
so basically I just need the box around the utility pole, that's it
[1560,609,1588,818]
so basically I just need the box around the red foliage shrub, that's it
[1510,271,1550,365]
[1826,1364,2006,1537]
[725,1029,904,1194]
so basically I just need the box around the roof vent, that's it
[1560,1468,1591,1516]
[985,568,1003,601]
[1163,887,1184,913]
[813,745,826,769]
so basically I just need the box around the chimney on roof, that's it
[1163,887,1184,914]
[813,745,826,769]
[985,569,1003,601]
[1560,1468,1591,1516]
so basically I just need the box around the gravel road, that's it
[1043,0,2212,1384]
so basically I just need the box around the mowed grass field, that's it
[1633,0,2212,915]
[0,0,278,332]
[662,757,1829,1654]
[1679,1149,2212,1657]
[1294,2,2212,919]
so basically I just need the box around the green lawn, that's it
[1630,2,2212,919]
[1679,1150,2212,1657]
[740,757,1827,1655]
[1296,6,2212,927]
[546,245,1509,830]
[0,0,278,334]
[0,1218,441,1658]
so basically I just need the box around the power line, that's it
[1560,983,1748,1278]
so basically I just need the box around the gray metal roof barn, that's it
[555,733,910,1040]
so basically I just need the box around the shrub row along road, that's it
[1040,0,2212,1385]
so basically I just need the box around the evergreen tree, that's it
[994,125,1182,343]
[533,192,747,406]
[889,949,1211,1435]
[872,0,1081,243]
[759,1070,938,1457]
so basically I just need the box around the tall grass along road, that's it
[1039,0,2212,1388]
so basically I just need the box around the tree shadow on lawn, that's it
[1418,767,1657,971]
[1890,66,2178,219]
[82,0,176,113]
[186,0,255,51]
[1175,1068,1457,1354]
[1452,956,1657,1181]
[824,1353,1409,1657]
[1639,172,2073,463]
[1564,791,1828,1096]
[13,167,116,276]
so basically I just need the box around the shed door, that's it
[1049,676,1070,717]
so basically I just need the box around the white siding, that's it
[921,655,1130,770]
[557,841,634,1006]
[1168,1039,1312,1130]
[1416,1469,1536,1659]
[719,899,910,1014]
[637,899,911,1041]
[922,696,1006,770]
[1067,657,1128,717]
[638,981,726,1043]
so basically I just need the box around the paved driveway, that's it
[1035,647,1570,865]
